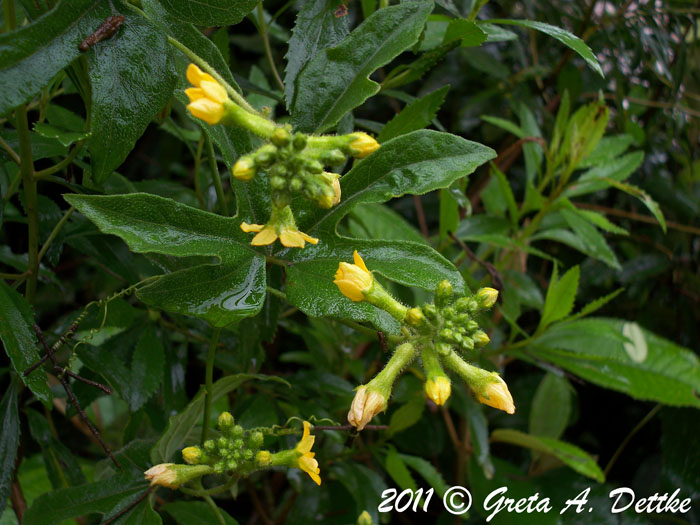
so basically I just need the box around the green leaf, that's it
[296,130,496,235]
[284,0,349,110]
[347,203,426,245]
[377,85,449,143]
[0,0,110,116]
[87,14,176,182]
[490,429,605,482]
[487,19,603,77]
[151,374,287,463]
[0,378,19,517]
[384,447,417,491]
[480,115,525,138]
[331,462,387,525]
[538,265,579,331]
[387,394,425,437]
[164,501,239,525]
[565,287,624,322]
[579,134,635,168]
[564,151,644,198]
[566,207,628,236]
[530,318,700,407]
[157,0,257,26]
[64,193,267,326]
[127,324,165,411]
[32,123,90,147]
[0,281,51,405]
[529,373,571,440]
[442,18,487,47]
[117,498,162,525]
[291,1,433,132]
[398,454,450,497]
[602,179,667,233]
[22,473,149,525]
[491,163,518,227]
[560,209,620,269]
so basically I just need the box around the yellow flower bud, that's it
[473,330,490,347]
[425,376,451,406]
[181,446,202,465]
[185,64,230,126]
[348,386,386,430]
[331,176,341,206]
[334,251,373,302]
[404,307,426,327]
[144,464,179,488]
[349,132,380,158]
[357,510,375,525]
[233,157,256,181]
[477,375,515,414]
[476,287,499,308]
[256,450,272,466]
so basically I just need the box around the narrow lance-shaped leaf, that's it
[538,265,579,331]
[0,378,20,516]
[292,1,433,132]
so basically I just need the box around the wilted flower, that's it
[348,385,387,431]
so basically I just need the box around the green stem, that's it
[256,2,285,92]
[166,36,261,117]
[34,142,84,178]
[4,0,16,31]
[265,286,287,301]
[201,327,222,444]
[180,475,239,497]
[0,272,25,280]
[203,494,226,525]
[0,135,20,164]
[37,207,74,265]
[16,105,39,304]
[205,135,229,216]
[193,135,206,209]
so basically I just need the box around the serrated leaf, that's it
[488,19,603,77]
[377,85,449,143]
[32,123,90,147]
[384,447,417,491]
[561,209,620,269]
[292,1,433,132]
[564,151,644,198]
[285,0,349,110]
[565,288,624,322]
[164,501,239,525]
[127,324,165,411]
[491,429,605,482]
[0,0,109,116]
[602,178,667,233]
[388,394,424,437]
[0,378,19,517]
[398,454,450,497]
[538,265,579,331]
[530,318,700,407]
[0,281,51,405]
[87,14,176,182]
[157,0,257,26]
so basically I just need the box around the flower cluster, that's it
[183,63,380,249]
[334,251,515,429]
[144,414,321,489]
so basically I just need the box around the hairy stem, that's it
[201,327,222,444]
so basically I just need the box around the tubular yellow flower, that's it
[334,251,373,302]
[347,386,386,431]
[240,205,318,248]
[181,446,202,465]
[425,376,451,406]
[349,132,380,158]
[295,421,321,485]
[477,375,516,414]
[185,64,229,125]
[476,287,499,308]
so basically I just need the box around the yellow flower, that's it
[349,132,380,158]
[240,204,318,248]
[144,464,179,488]
[425,376,451,406]
[295,421,321,485]
[334,251,373,302]
[185,64,229,125]
[233,156,256,181]
[477,375,515,414]
[256,450,271,466]
[347,386,386,430]
[476,287,499,308]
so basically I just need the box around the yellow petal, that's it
[184,87,205,103]
[280,230,306,248]
[186,63,216,87]
[299,232,319,245]
[296,422,315,454]
[240,222,264,233]
[200,80,228,104]
[251,228,278,246]
[352,250,368,272]
[299,454,321,485]
[187,99,224,125]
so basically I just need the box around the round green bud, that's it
[453,332,464,344]
[270,164,287,178]
[292,133,307,150]
[473,330,490,347]
[290,177,304,191]
[203,440,216,452]
[436,342,452,356]
[233,450,242,460]
[248,431,264,449]
[234,439,244,449]
[404,307,426,327]
[423,304,438,320]
[461,337,474,351]
[243,449,254,460]
[270,175,286,190]
[306,160,323,174]
[255,145,277,168]
[439,328,454,341]
[476,287,499,309]
[435,280,453,307]
[218,411,234,430]
[226,459,238,471]
[271,127,291,147]
[232,425,244,438]
[217,437,228,449]
[443,307,455,320]
[323,149,346,166]
[465,320,479,332]
[214,461,225,474]
[455,297,470,312]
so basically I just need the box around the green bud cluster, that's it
[403,280,498,356]
[182,412,265,476]
[234,126,345,210]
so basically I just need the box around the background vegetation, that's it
[1,0,699,524]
